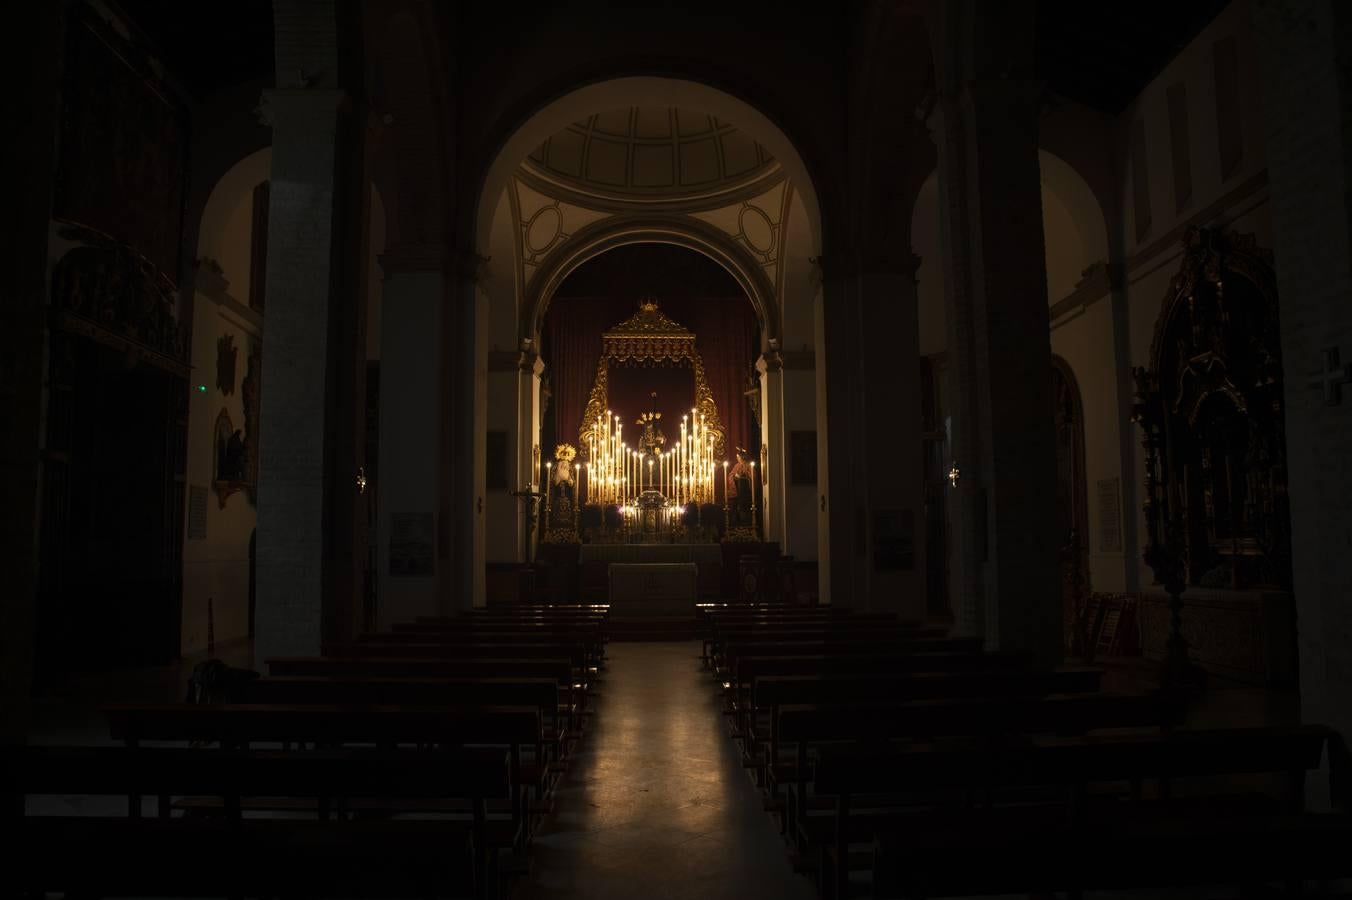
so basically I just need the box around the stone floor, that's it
[511,640,815,900]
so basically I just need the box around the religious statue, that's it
[635,392,667,456]
[545,443,579,537]
[727,447,754,526]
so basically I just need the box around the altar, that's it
[607,563,698,616]
[580,543,722,598]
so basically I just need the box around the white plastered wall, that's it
[182,147,271,654]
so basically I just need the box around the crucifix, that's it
[1310,347,1352,406]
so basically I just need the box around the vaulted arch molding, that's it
[525,218,779,348]
[473,77,825,257]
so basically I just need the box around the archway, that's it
[181,147,272,656]
[1051,354,1089,652]
[470,79,828,607]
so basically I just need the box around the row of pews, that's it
[700,602,1352,899]
[5,603,609,899]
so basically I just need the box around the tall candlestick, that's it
[544,461,552,526]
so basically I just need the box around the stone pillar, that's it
[817,261,865,607]
[445,252,487,611]
[254,87,355,660]
[1253,0,1352,805]
[816,258,928,617]
[928,80,1061,662]
[1,1,62,741]
[485,349,520,567]
[376,246,446,627]
[519,350,545,560]
[758,350,786,548]
[857,261,927,620]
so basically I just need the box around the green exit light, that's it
[197,384,207,393]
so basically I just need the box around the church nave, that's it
[513,641,814,900]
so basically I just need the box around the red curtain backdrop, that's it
[543,244,759,461]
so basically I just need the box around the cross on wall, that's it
[1310,347,1352,405]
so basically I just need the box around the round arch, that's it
[1039,150,1110,269]
[524,217,780,347]
[474,77,824,258]
[196,147,272,276]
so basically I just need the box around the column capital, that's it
[454,249,491,285]
[809,254,855,285]
[757,347,784,374]
[517,339,545,376]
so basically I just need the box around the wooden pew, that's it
[719,636,984,678]
[772,692,1168,847]
[243,676,571,806]
[737,667,1104,780]
[4,744,508,898]
[383,624,607,661]
[16,817,484,898]
[707,623,947,669]
[875,811,1352,899]
[327,640,593,669]
[813,725,1336,899]
[721,639,1000,709]
[106,703,541,850]
[265,656,587,717]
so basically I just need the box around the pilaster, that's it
[757,350,785,549]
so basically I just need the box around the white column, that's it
[758,351,786,548]
[521,352,545,560]
[375,248,445,627]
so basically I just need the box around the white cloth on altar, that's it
[607,562,699,616]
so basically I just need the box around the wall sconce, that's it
[356,466,368,495]
[947,462,961,488]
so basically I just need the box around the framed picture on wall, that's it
[790,431,817,485]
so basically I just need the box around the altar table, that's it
[607,563,699,616]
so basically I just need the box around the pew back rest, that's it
[812,725,1334,800]
[3,745,511,806]
[105,703,542,748]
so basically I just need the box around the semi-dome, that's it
[523,107,780,204]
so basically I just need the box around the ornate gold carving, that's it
[577,299,727,458]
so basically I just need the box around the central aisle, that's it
[513,641,815,900]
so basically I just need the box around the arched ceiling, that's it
[523,107,781,205]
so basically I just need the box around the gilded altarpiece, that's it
[578,301,726,460]
[1140,228,1290,590]
[1132,228,1295,684]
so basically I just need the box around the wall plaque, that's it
[390,512,435,577]
[1097,477,1122,552]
